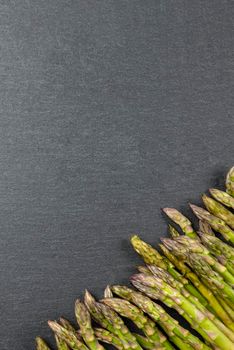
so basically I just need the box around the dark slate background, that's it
[1,1,234,349]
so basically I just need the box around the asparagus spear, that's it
[131,274,232,349]
[168,225,180,238]
[131,235,167,267]
[162,238,234,304]
[199,232,234,273]
[163,238,234,318]
[199,232,234,261]
[84,290,142,350]
[133,269,234,342]
[48,321,89,350]
[217,296,234,321]
[102,297,174,350]
[75,300,105,350]
[104,285,113,298]
[111,286,210,350]
[199,220,215,236]
[138,265,153,275]
[165,236,234,285]
[226,166,234,197]
[202,194,234,229]
[187,253,234,305]
[190,204,234,244]
[131,273,234,349]
[163,208,197,238]
[209,188,234,209]
[94,328,124,350]
[159,242,232,326]
[60,318,77,333]
[35,337,51,350]
[55,334,70,350]
[131,235,206,304]
[133,333,165,350]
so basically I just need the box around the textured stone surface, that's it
[0,1,234,349]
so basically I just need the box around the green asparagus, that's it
[163,208,197,238]
[159,242,232,326]
[165,235,234,285]
[94,328,124,350]
[226,166,234,197]
[112,285,209,350]
[55,334,70,350]
[36,337,52,350]
[202,194,234,229]
[190,204,234,243]
[84,290,142,350]
[209,188,234,209]
[35,165,234,350]
[75,300,105,350]
[199,220,215,236]
[131,273,233,349]
[102,297,174,350]
[48,321,89,350]
[131,235,207,305]
[168,225,180,238]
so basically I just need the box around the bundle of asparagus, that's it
[36,166,234,350]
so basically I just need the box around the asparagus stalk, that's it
[163,208,197,238]
[217,296,234,321]
[75,300,105,350]
[209,188,234,209]
[163,238,234,327]
[163,238,234,304]
[84,290,142,350]
[199,232,234,273]
[35,337,51,350]
[199,220,215,236]
[166,236,234,285]
[131,235,167,267]
[131,274,233,350]
[48,321,89,350]
[55,334,70,350]
[187,253,234,305]
[226,166,234,197]
[168,225,180,238]
[133,333,165,350]
[159,242,232,326]
[138,265,153,275]
[190,204,234,244]
[131,278,216,347]
[131,235,207,304]
[111,286,210,350]
[60,318,77,333]
[94,328,124,350]
[102,297,174,350]
[199,232,234,263]
[202,194,234,229]
[133,269,234,342]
